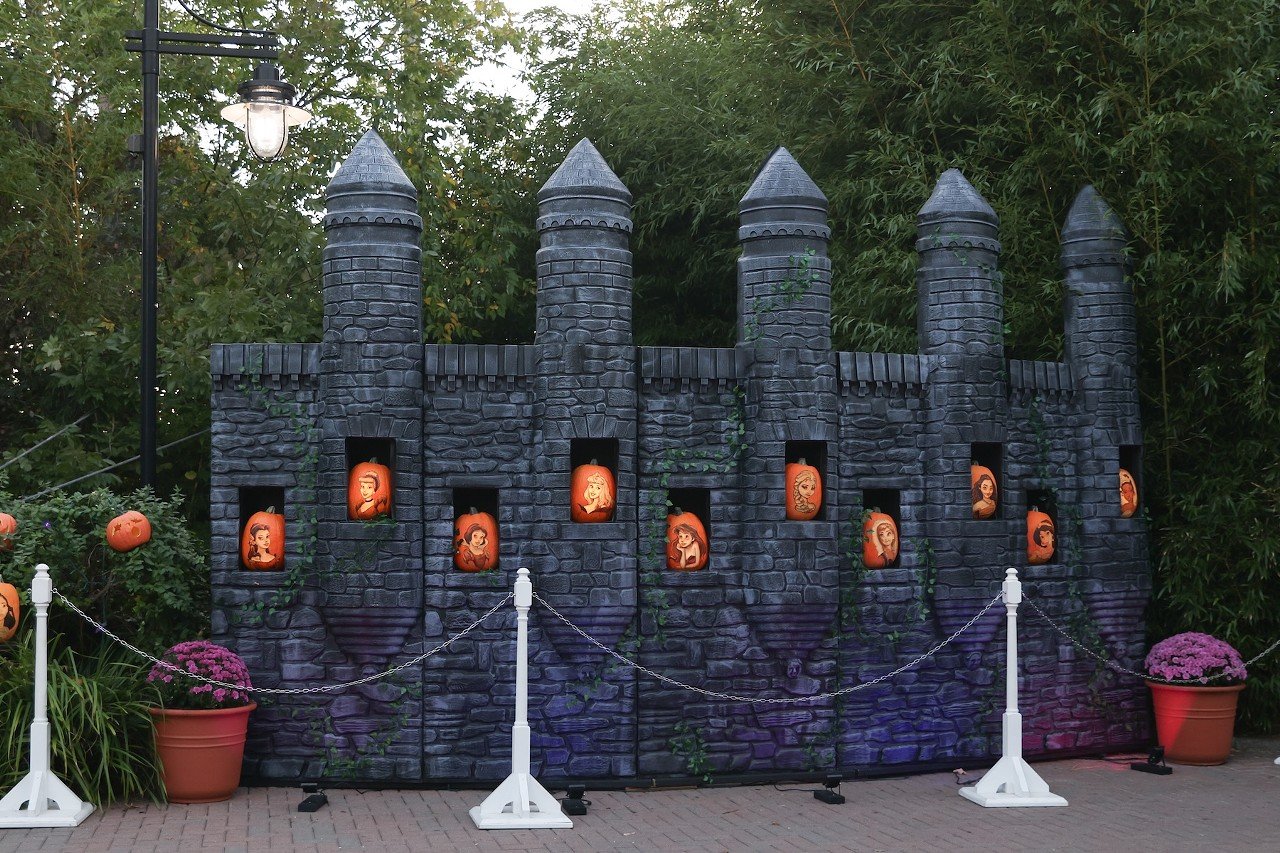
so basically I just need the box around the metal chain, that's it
[53,588,513,696]
[531,591,1005,704]
[1022,595,1280,686]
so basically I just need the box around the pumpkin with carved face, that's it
[571,460,615,523]
[971,463,998,519]
[241,507,285,570]
[785,458,822,520]
[106,510,151,552]
[0,513,15,552]
[1026,508,1055,565]
[454,507,499,572]
[862,511,899,568]
[1119,468,1139,518]
[0,579,18,642]
[349,459,393,521]
[666,508,708,571]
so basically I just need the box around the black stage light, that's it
[298,781,329,812]
[1130,746,1173,776]
[814,773,845,805]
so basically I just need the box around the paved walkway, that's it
[4,737,1279,852]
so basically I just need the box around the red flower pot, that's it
[150,703,256,803]
[1147,682,1244,765]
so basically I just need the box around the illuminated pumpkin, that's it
[666,508,708,571]
[785,458,822,521]
[971,463,998,519]
[862,511,899,569]
[454,507,499,572]
[349,459,393,520]
[0,579,18,642]
[1026,508,1055,565]
[570,460,615,523]
[106,510,151,552]
[1119,468,1139,518]
[241,506,285,571]
[0,513,15,552]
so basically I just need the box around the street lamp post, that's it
[125,0,308,486]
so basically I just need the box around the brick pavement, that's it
[3,737,1278,852]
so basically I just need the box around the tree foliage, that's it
[528,0,1280,729]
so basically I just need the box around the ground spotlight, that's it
[298,781,328,812]
[1130,746,1172,776]
[562,783,589,816]
[814,773,845,805]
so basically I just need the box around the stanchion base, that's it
[470,772,573,830]
[958,756,1067,808]
[0,769,95,828]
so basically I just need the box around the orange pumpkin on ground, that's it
[106,510,151,552]
[349,459,393,520]
[971,463,998,519]
[454,507,499,572]
[0,513,15,552]
[1119,468,1139,518]
[785,458,822,521]
[0,579,19,642]
[1027,508,1056,565]
[666,508,709,571]
[571,460,615,523]
[241,507,286,570]
[862,512,899,569]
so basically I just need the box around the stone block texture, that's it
[211,136,1151,786]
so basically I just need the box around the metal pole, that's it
[139,0,160,487]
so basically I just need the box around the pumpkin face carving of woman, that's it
[0,583,18,643]
[971,464,998,519]
[1027,509,1055,565]
[348,459,393,521]
[862,512,899,568]
[666,509,708,571]
[454,508,499,572]
[571,461,616,523]
[785,458,822,520]
[1118,468,1139,518]
[246,524,276,567]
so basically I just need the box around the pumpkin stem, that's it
[1030,505,1039,513]
[370,457,379,465]
[672,506,683,516]
[266,506,276,514]
[469,506,479,515]
[798,457,807,466]
[589,458,598,466]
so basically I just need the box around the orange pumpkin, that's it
[454,507,499,572]
[241,506,286,570]
[106,510,151,552]
[1027,508,1055,565]
[862,511,899,568]
[785,458,822,521]
[666,508,708,571]
[570,460,615,523]
[971,463,998,519]
[349,458,393,520]
[0,513,15,552]
[0,579,18,642]
[1119,468,1139,518]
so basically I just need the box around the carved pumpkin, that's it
[666,508,708,571]
[570,460,615,523]
[0,513,15,552]
[1119,468,1139,518]
[1026,508,1055,565]
[785,458,822,521]
[0,579,18,642]
[349,458,393,521]
[106,510,151,552]
[862,511,899,569]
[971,463,998,519]
[454,507,499,572]
[241,506,286,571]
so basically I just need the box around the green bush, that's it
[0,484,210,654]
[0,633,164,805]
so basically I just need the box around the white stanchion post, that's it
[959,567,1068,808]
[470,567,572,830]
[0,564,95,828]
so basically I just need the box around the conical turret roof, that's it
[740,147,827,211]
[327,129,416,198]
[538,138,631,204]
[1062,185,1126,241]
[918,169,997,223]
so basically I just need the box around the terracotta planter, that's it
[1147,682,1244,765]
[150,703,256,803]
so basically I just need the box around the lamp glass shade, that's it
[219,101,310,161]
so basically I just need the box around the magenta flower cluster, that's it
[1144,632,1247,685]
[147,641,254,709]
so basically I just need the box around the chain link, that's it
[532,591,1004,704]
[1022,595,1280,685]
[53,588,513,696]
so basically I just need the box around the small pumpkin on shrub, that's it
[0,578,19,642]
[971,463,998,519]
[1026,508,1055,565]
[862,511,899,568]
[1119,468,1139,518]
[666,507,708,571]
[785,458,822,521]
[454,507,498,572]
[0,512,15,552]
[571,459,615,523]
[241,507,285,570]
[106,510,151,552]
[349,458,393,520]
